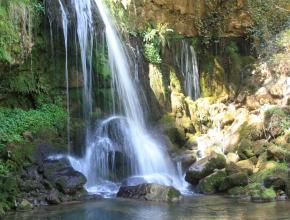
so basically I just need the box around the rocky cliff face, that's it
[113,0,252,37]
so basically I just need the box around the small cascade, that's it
[175,40,201,100]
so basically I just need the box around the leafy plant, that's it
[142,23,173,64]
[0,104,67,144]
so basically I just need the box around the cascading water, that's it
[57,0,184,197]
[175,40,201,100]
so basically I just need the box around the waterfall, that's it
[177,40,201,100]
[56,0,183,197]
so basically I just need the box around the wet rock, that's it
[185,153,226,185]
[117,183,182,202]
[43,159,86,195]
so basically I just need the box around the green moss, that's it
[168,188,181,200]
[203,154,226,175]
[198,170,227,194]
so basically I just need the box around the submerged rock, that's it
[117,183,182,202]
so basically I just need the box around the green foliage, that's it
[144,43,162,64]
[0,176,19,216]
[142,23,173,64]
[0,104,67,144]
[0,160,11,176]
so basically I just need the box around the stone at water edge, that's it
[117,183,182,202]
[43,158,87,195]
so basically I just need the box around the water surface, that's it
[6,196,290,220]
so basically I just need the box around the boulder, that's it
[197,170,227,194]
[219,172,248,191]
[237,139,255,160]
[117,183,182,202]
[43,159,86,195]
[185,153,226,185]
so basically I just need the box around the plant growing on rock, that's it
[142,23,173,64]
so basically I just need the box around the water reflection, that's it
[6,196,290,220]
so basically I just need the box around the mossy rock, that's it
[198,170,227,194]
[237,139,255,160]
[219,172,248,192]
[185,153,226,185]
